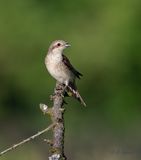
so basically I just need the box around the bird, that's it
[45,40,86,106]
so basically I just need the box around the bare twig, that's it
[0,82,67,159]
[50,82,66,160]
[41,82,67,160]
[0,123,55,157]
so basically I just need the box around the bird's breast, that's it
[45,54,74,84]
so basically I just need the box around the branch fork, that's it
[40,82,67,160]
[0,82,67,160]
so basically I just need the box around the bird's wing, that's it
[62,54,83,79]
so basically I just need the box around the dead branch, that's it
[40,82,67,160]
[1,82,67,160]
[0,123,55,157]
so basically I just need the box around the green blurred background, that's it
[0,0,141,159]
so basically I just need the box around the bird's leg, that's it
[63,85,68,91]
[59,85,67,98]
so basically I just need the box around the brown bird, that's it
[45,40,86,106]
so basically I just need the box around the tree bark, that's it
[49,82,66,160]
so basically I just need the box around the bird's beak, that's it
[65,42,71,47]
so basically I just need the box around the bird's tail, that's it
[66,85,86,107]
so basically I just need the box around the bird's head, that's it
[48,40,71,54]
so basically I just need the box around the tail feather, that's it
[75,90,86,107]
[67,85,86,107]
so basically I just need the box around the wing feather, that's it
[62,54,83,79]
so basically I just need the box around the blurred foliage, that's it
[0,0,141,159]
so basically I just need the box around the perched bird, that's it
[45,40,86,106]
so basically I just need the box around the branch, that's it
[0,82,67,159]
[40,82,67,160]
[0,123,55,157]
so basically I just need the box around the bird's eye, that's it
[57,43,61,46]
